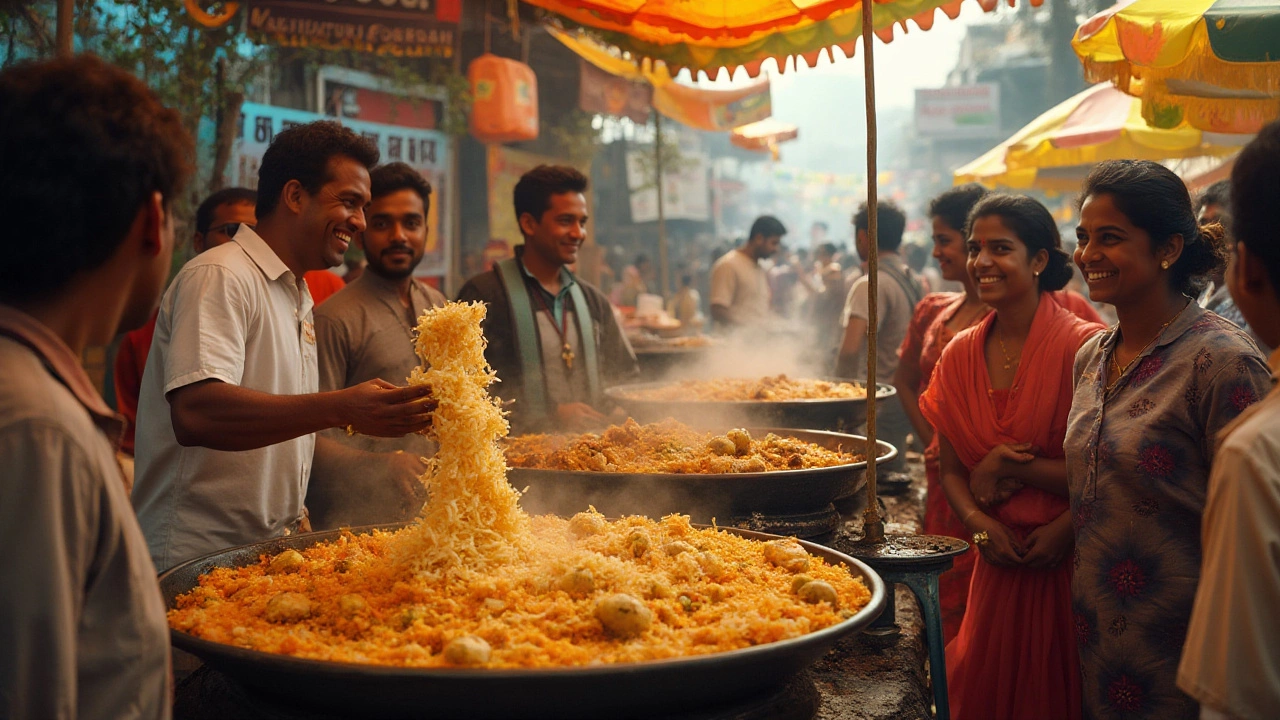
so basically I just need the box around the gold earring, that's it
[1034,271,1040,277]
[1161,260,1170,270]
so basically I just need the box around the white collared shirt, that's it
[132,226,318,570]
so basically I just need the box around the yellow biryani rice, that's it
[168,512,870,668]
[168,302,870,668]
[504,418,862,474]
[615,374,867,402]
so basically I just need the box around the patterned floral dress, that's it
[1064,304,1272,720]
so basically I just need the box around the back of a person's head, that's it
[513,165,588,223]
[929,184,988,233]
[852,201,907,251]
[0,54,193,304]
[1198,179,1231,215]
[969,193,1074,292]
[196,187,257,234]
[1080,159,1227,297]
[256,120,379,220]
[1231,120,1280,293]
[904,243,930,271]
[749,215,787,240]
[370,161,432,209]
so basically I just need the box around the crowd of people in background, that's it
[3,52,1279,720]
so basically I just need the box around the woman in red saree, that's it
[920,194,1104,720]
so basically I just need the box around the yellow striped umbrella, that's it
[955,83,1245,190]
[1074,0,1280,133]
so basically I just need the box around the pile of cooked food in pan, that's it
[504,418,862,474]
[167,303,871,669]
[613,374,867,402]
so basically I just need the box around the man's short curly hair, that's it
[852,201,907,252]
[513,165,588,224]
[256,121,379,219]
[370,162,432,212]
[0,54,194,303]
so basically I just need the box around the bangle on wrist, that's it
[962,508,981,526]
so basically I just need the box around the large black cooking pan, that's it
[604,380,898,433]
[509,428,897,524]
[160,525,886,720]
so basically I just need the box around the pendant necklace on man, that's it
[533,288,574,370]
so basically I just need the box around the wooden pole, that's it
[56,0,74,57]
[860,0,884,544]
[654,111,671,299]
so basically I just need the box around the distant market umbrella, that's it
[1074,0,1280,133]
[730,118,800,159]
[954,83,1246,190]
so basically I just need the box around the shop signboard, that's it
[914,84,1001,140]
[247,0,460,57]
[625,150,710,223]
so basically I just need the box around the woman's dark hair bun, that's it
[1175,221,1230,292]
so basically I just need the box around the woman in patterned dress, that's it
[896,184,992,643]
[1066,160,1272,720]
[921,194,1105,720]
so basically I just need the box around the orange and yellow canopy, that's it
[1074,0,1280,133]
[525,0,1042,77]
[955,83,1246,190]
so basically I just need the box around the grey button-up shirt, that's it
[0,305,171,720]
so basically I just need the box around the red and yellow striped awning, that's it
[525,0,1042,78]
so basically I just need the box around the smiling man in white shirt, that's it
[132,121,436,570]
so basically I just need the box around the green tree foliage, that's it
[1,1,467,263]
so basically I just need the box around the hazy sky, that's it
[695,1,996,106]
[772,1,992,109]
[691,2,1014,174]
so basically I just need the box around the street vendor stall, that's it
[514,3,1052,718]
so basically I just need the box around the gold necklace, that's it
[995,331,1020,371]
[1106,299,1191,390]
